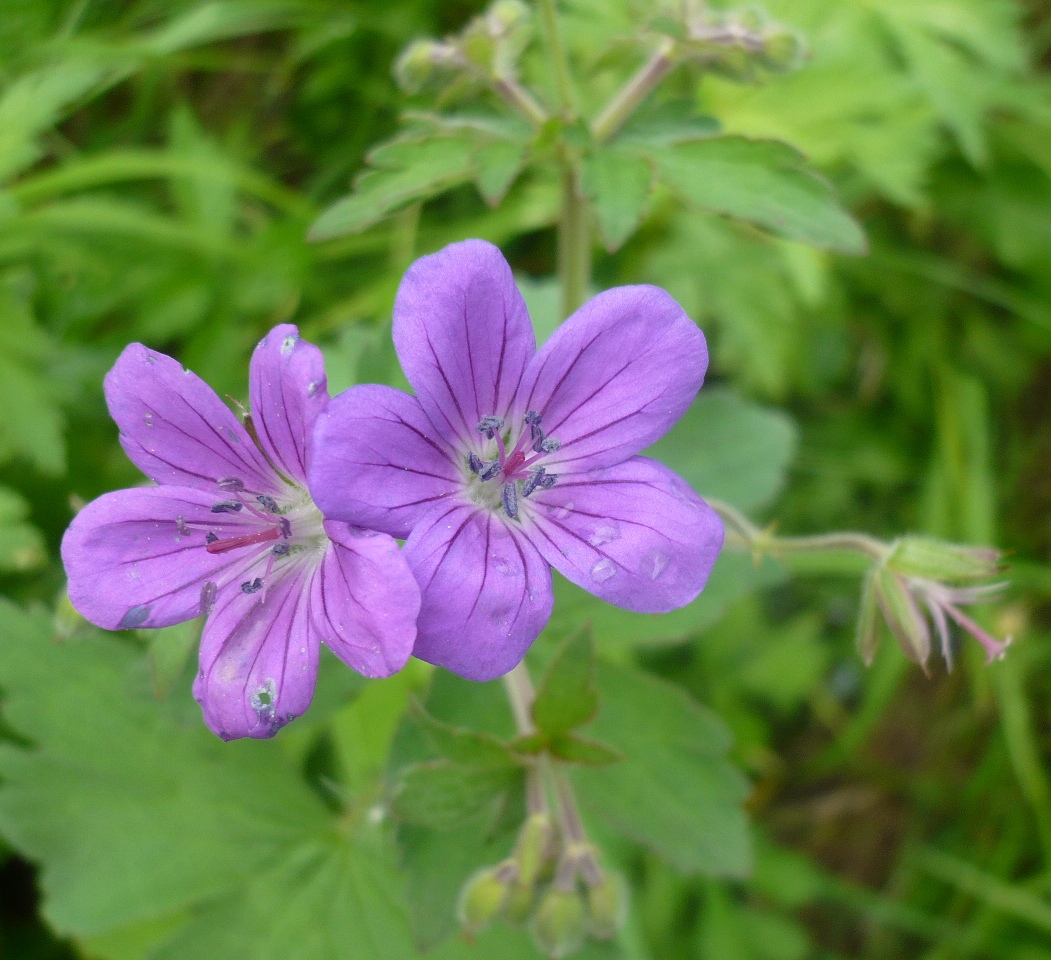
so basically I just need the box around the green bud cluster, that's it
[455,813,627,957]
[394,0,533,94]
[657,3,805,81]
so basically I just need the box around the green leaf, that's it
[531,627,598,737]
[391,761,519,829]
[308,136,476,241]
[646,136,867,254]
[614,99,721,147]
[0,485,45,572]
[644,388,798,513]
[411,701,517,769]
[581,149,653,251]
[548,734,623,767]
[573,662,751,878]
[474,139,527,206]
[0,603,329,938]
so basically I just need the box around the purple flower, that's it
[310,240,724,681]
[61,324,420,739]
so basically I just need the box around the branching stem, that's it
[592,38,677,143]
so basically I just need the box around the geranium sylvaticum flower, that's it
[61,324,420,739]
[310,240,724,681]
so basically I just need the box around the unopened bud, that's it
[888,537,1002,583]
[394,39,458,92]
[487,0,530,34]
[461,27,497,70]
[504,877,537,926]
[531,887,587,959]
[515,813,555,887]
[758,29,805,71]
[585,872,627,940]
[874,565,931,667]
[457,862,514,933]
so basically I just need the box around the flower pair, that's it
[62,241,725,740]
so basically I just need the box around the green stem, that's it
[537,0,576,117]
[710,498,890,563]
[557,163,591,319]
[591,38,677,143]
[503,664,548,816]
[493,76,549,127]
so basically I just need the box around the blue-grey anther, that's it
[272,542,291,556]
[479,460,502,482]
[478,415,506,439]
[256,494,279,513]
[539,437,561,453]
[211,500,243,514]
[502,481,519,520]
[218,476,245,492]
[279,517,292,538]
[241,578,264,594]
[206,531,219,544]
[468,452,484,475]
[522,467,546,498]
[539,473,557,489]
[200,581,218,615]
[525,410,543,440]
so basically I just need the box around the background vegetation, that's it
[0,1,1050,958]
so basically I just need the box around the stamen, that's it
[540,473,557,489]
[256,494,280,513]
[522,468,546,498]
[176,515,190,536]
[218,477,245,492]
[479,461,502,482]
[241,578,264,594]
[200,581,218,616]
[477,415,506,439]
[207,527,281,555]
[468,452,484,475]
[525,410,543,439]
[279,517,292,538]
[540,437,561,453]
[273,542,292,556]
[206,532,219,544]
[211,500,243,514]
[502,481,519,520]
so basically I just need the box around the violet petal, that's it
[311,520,420,678]
[194,567,319,740]
[61,486,263,631]
[249,323,329,484]
[526,456,723,613]
[104,343,279,494]
[517,286,708,472]
[393,240,535,446]
[310,384,460,538]
[405,503,553,681]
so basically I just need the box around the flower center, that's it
[180,476,328,611]
[465,412,560,520]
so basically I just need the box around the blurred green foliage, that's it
[0,0,1050,959]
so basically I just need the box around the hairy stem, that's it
[591,38,677,143]
[710,498,891,562]
[503,664,548,816]
[493,76,549,126]
[558,163,591,319]
[537,0,576,118]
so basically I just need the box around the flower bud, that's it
[394,40,457,93]
[585,872,627,940]
[515,813,555,887]
[504,877,537,926]
[531,887,587,959]
[874,565,931,667]
[457,862,514,934]
[888,537,1002,583]
[487,0,530,34]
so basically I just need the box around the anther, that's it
[241,578,264,594]
[256,494,279,513]
[272,542,291,556]
[502,481,519,520]
[468,452,484,475]
[540,473,557,489]
[206,532,219,544]
[539,437,561,453]
[279,517,292,538]
[522,468,546,498]
[479,460,502,482]
[478,415,506,439]
[211,500,243,514]
[218,477,245,492]
[200,581,217,616]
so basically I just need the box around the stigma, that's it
[469,411,560,519]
